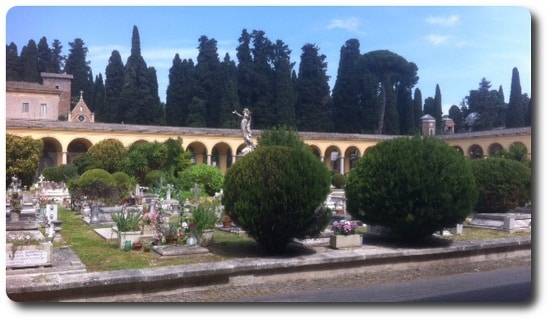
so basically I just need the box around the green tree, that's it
[345,136,477,240]
[41,164,78,183]
[505,67,527,128]
[194,35,222,128]
[104,50,125,123]
[6,42,19,81]
[6,134,43,187]
[178,164,224,196]
[19,39,39,83]
[64,38,94,108]
[271,39,296,128]
[119,25,160,124]
[295,43,332,131]
[465,78,504,131]
[37,37,54,77]
[50,39,65,73]
[218,53,241,129]
[92,73,106,117]
[332,39,362,133]
[222,144,331,254]
[412,88,423,133]
[360,50,418,135]
[165,54,187,126]
[87,138,127,173]
[70,168,118,205]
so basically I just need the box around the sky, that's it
[3,4,532,115]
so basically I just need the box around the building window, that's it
[41,103,47,113]
[22,102,29,113]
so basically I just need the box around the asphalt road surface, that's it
[94,255,531,302]
[228,266,531,302]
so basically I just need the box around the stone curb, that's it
[6,236,531,302]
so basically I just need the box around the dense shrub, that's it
[87,138,127,173]
[331,172,347,188]
[470,158,531,212]
[223,145,331,254]
[69,168,118,204]
[178,164,224,196]
[42,164,79,183]
[345,136,477,240]
[111,171,134,202]
[144,170,164,188]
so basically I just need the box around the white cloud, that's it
[426,15,460,27]
[425,34,451,46]
[327,17,360,33]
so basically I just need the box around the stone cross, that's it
[166,184,173,200]
[193,183,201,200]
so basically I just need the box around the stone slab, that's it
[152,245,209,257]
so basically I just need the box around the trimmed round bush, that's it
[178,164,224,196]
[470,158,531,212]
[222,145,331,254]
[71,168,118,204]
[345,136,477,240]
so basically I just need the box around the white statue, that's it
[233,108,255,155]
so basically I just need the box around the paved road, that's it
[90,255,531,302]
[228,266,531,302]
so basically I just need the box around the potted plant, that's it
[329,220,362,249]
[111,209,144,249]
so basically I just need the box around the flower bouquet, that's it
[331,220,359,235]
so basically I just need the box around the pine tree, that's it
[104,50,125,123]
[505,67,526,128]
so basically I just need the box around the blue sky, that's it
[4,5,532,115]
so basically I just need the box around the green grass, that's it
[57,207,530,272]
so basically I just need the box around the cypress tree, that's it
[236,29,255,111]
[64,38,94,106]
[119,25,159,124]
[413,88,423,133]
[104,50,125,123]
[433,84,443,134]
[271,39,296,128]
[166,54,186,126]
[37,37,54,78]
[295,43,332,132]
[6,42,19,81]
[332,39,361,133]
[218,53,241,129]
[397,83,414,135]
[93,73,106,119]
[50,39,65,73]
[195,35,221,128]
[506,67,526,128]
[19,39,39,83]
